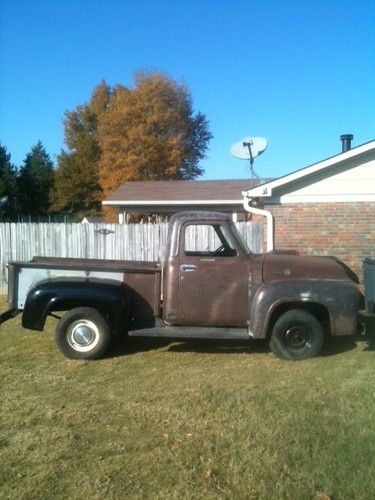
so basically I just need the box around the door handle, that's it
[180,264,197,272]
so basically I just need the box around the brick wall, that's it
[253,202,375,283]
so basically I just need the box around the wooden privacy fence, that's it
[0,222,262,293]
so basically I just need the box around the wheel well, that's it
[266,302,331,340]
[49,300,118,333]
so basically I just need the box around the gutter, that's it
[102,199,242,206]
[242,195,274,252]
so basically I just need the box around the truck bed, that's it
[8,256,162,314]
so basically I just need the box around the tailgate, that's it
[7,261,17,309]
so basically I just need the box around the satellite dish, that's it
[230,136,268,181]
[230,136,268,160]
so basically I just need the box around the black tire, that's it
[55,307,111,360]
[269,309,324,361]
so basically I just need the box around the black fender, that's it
[22,278,130,333]
[249,279,362,339]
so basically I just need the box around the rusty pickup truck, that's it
[0,211,362,360]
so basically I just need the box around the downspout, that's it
[242,196,274,252]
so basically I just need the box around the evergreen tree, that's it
[51,150,103,220]
[18,141,54,215]
[0,143,18,221]
[50,82,110,219]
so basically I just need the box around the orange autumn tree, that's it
[98,72,212,197]
[52,72,212,220]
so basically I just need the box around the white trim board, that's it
[103,199,243,206]
[265,194,375,204]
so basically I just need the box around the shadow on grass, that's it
[106,332,367,359]
[105,336,268,359]
[105,336,171,358]
[321,334,360,357]
[167,338,268,355]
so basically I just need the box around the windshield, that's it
[228,222,253,255]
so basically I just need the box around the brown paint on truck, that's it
[1,211,363,360]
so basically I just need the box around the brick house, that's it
[103,135,374,282]
[242,136,375,282]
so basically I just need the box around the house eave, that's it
[102,199,243,206]
[243,139,375,199]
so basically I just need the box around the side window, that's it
[184,224,237,257]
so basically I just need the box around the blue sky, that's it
[0,0,374,180]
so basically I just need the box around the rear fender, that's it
[22,278,130,333]
[249,280,361,339]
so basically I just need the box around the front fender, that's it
[22,278,130,332]
[249,279,361,339]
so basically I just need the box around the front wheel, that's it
[269,309,324,360]
[55,307,111,360]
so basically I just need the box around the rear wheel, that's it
[269,309,324,360]
[55,307,111,360]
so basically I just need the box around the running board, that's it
[128,325,249,340]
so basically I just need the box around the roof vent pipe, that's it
[340,134,353,153]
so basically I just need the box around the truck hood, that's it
[262,254,355,283]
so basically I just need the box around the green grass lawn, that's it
[1,297,375,499]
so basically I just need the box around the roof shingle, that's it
[105,179,262,202]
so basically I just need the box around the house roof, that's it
[243,139,375,199]
[103,179,263,207]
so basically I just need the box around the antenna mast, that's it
[242,139,261,181]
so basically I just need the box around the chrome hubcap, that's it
[73,325,94,346]
[67,319,100,352]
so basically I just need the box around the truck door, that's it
[177,221,249,327]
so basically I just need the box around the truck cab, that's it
[163,211,259,327]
